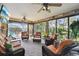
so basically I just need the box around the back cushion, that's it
[0,32,6,54]
[21,32,28,36]
[55,39,73,54]
[0,32,6,45]
[35,32,41,36]
[60,39,73,48]
[0,40,5,54]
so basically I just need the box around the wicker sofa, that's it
[0,32,25,56]
[42,40,78,56]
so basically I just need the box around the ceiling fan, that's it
[37,3,62,13]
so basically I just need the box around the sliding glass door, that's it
[48,20,56,35]
[34,22,46,38]
[69,15,79,41]
[57,18,68,40]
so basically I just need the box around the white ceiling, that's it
[3,3,79,21]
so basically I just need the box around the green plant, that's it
[70,20,79,39]
[5,43,12,49]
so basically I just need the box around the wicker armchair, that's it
[21,32,29,40]
[33,32,41,42]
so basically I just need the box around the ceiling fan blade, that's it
[48,3,62,7]
[37,7,43,13]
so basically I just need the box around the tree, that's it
[70,20,79,39]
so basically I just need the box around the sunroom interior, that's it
[0,3,79,56]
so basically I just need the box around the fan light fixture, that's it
[37,3,62,13]
[43,6,49,11]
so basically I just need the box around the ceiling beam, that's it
[34,9,79,23]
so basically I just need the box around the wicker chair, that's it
[21,32,29,40]
[33,32,41,42]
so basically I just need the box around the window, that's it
[8,22,28,39]
[69,15,79,41]
[0,5,9,35]
[57,18,68,40]
[34,22,46,38]
[48,20,56,35]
